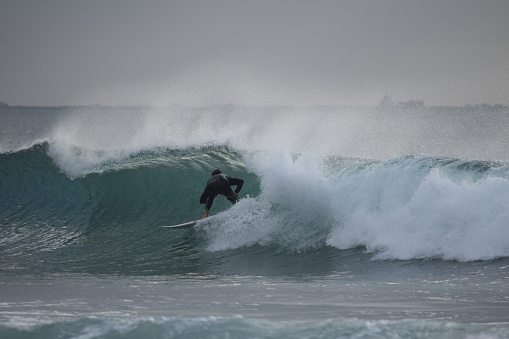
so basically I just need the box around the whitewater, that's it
[1,104,509,338]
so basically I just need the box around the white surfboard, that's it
[162,220,198,229]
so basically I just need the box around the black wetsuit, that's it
[200,174,244,210]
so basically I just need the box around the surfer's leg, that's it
[205,194,216,210]
[202,195,215,219]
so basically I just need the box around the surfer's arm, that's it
[228,177,244,193]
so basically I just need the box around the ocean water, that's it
[1,105,509,338]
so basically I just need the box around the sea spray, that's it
[35,104,509,178]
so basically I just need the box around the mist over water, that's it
[27,104,508,178]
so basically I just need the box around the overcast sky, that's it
[1,0,508,106]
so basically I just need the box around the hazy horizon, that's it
[1,100,508,109]
[1,1,508,107]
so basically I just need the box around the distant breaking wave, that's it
[2,143,509,278]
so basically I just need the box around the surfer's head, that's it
[211,169,222,176]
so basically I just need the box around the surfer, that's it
[200,169,244,218]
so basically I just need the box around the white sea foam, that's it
[202,151,509,261]
[327,164,509,261]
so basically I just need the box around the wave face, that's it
[0,143,260,275]
[2,105,509,276]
